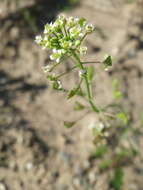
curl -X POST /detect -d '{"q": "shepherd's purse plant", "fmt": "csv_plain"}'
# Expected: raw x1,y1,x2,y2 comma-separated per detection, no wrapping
35,14,124,142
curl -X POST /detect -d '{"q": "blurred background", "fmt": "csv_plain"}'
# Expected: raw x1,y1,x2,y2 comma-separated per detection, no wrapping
0,0,143,189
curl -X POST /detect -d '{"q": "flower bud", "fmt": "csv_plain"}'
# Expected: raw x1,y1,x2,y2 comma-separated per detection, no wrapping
35,35,42,44
79,46,87,55
85,24,94,33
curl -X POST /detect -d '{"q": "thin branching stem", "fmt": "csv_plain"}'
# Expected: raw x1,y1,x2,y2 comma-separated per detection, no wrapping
71,50,100,113
82,61,102,64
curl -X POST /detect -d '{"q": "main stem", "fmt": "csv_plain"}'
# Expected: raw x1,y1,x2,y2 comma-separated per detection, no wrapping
71,51,99,113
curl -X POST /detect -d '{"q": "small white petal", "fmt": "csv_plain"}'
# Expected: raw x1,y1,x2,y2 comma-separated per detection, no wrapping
42,65,51,73
53,49,57,53
56,58,60,63
78,69,86,77
50,55,54,60
35,35,42,43
44,36,48,40
57,80,62,89
75,17,79,22
79,33,84,37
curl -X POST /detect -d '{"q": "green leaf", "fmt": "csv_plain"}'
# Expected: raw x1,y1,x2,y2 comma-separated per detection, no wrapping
110,168,124,190
103,55,112,67
115,149,135,163
99,159,112,170
112,79,119,89
91,144,108,159
87,66,94,82
64,121,76,128
52,80,62,90
113,91,122,100
47,75,57,81
112,79,122,100
67,87,79,99
76,87,85,97
74,101,85,111
116,112,129,125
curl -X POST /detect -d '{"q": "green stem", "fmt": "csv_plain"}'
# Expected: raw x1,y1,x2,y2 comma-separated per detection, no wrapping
82,61,102,64
63,25,68,37
71,51,99,113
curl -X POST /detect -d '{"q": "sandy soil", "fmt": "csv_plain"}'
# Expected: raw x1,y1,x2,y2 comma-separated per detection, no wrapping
0,0,143,189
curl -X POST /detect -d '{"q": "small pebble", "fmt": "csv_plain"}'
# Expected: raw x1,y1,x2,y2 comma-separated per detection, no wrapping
83,160,90,169
59,152,71,163
73,177,80,186
25,162,33,170
0,183,6,190
127,48,136,58
88,172,96,183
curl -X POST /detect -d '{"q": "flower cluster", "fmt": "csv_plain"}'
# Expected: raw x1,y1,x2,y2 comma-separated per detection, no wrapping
35,15,95,63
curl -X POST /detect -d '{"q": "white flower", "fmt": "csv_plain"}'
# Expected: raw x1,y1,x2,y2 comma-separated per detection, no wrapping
58,14,66,20
44,28,48,34
56,58,60,63
104,67,109,71
68,16,74,22
57,80,62,89
98,122,104,131
78,69,87,77
44,36,48,41
88,122,104,132
49,54,55,61
85,24,95,33
79,32,84,37
35,35,42,44
53,48,57,53
79,46,87,55
75,17,79,22
69,27,82,38
42,65,51,73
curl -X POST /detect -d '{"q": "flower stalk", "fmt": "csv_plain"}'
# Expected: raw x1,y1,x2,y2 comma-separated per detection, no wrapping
35,14,113,132
71,50,99,112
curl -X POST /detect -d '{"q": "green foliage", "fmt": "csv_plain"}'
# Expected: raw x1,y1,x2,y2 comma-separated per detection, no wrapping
74,101,85,111
64,121,76,128
112,79,122,100
103,55,112,69
52,80,63,90
91,144,108,158
62,0,79,11
116,112,129,125
99,159,112,170
115,148,136,163
67,87,80,99
110,168,124,190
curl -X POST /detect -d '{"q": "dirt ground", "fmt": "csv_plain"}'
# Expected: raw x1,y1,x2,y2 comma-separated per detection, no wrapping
0,0,143,189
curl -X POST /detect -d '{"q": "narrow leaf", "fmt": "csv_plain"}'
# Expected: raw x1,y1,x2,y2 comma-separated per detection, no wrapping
64,121,76,128
110,168,124,190
67,87,79,99
74,101,85,111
